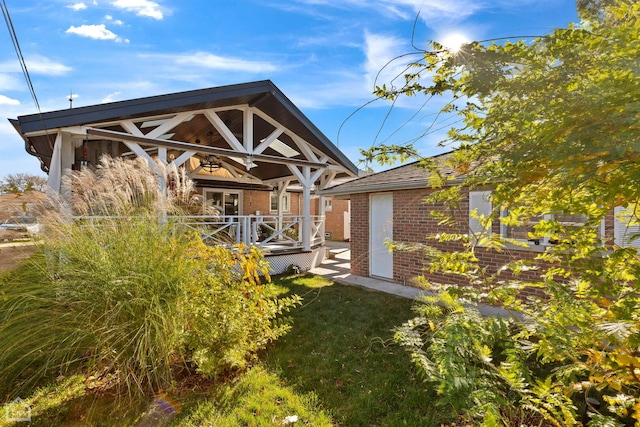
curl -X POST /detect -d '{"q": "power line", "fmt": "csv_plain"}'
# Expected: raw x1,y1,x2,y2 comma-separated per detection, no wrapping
1,0,56,154
1,0,41,114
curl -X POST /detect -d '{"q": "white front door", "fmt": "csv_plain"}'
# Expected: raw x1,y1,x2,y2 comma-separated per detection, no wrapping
370,193,393,279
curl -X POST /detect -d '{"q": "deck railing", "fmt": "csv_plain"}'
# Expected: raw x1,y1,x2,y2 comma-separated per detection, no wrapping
171,215,325,251
73,215,325,252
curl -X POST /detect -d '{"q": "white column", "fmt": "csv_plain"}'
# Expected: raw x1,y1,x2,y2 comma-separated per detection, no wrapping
276,179,290,237
301,167,311,251
243,107,254,152
318,194,326,242
46,132,64,195
58,132,78,203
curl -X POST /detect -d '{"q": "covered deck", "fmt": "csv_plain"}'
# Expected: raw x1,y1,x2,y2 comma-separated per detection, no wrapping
10,81,359,272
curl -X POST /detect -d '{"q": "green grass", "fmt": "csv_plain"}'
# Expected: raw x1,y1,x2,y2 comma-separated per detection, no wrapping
0,273,444,426
263,274,440,426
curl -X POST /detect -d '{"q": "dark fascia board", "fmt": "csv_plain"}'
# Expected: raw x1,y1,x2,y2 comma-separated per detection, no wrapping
9,118,49,173
13,80,359,176
318,180,430,197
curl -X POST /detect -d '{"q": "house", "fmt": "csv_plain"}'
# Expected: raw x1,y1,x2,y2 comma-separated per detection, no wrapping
320,154,639,288
0,191,48,241
9,80,358,271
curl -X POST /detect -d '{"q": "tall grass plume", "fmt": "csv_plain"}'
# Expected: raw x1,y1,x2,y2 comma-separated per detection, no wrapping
0,156,300,398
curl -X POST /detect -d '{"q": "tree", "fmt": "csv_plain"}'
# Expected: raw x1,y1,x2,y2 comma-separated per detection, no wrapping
367,1,640,425
0,173,47,193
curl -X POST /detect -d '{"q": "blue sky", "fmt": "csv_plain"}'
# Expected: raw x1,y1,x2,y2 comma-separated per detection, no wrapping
0,0,578,178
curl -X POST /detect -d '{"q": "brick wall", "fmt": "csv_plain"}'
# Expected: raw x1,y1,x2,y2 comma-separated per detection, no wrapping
243,190,305,216
325,199,349,241
351,188,613,292
350,193,370,276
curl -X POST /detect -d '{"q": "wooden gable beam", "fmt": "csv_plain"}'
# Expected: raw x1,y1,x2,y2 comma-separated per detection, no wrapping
203,110,245,153
86,128,327,168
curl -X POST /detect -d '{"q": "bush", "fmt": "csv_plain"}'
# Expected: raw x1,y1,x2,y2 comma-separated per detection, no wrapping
0,156,300,397
394,293,533,424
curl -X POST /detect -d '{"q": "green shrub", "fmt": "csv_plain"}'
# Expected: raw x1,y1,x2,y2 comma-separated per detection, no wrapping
0,156,300,398
394,292,531,424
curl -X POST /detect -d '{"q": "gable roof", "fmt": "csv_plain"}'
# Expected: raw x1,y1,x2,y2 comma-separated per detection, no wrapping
10,80,359,180
319,151,460,197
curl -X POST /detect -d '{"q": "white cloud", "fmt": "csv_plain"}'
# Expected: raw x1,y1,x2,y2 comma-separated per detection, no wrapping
67,2,88,11
112,0,164,20
0,95,20,105
105,15,125,25
0,55,72,76
27,55,74,75
66,24,128,43
165,52,277,73
101,91,122,103
363,31,408,91
0,74,21,90
382,0,481,21
292,0,482,24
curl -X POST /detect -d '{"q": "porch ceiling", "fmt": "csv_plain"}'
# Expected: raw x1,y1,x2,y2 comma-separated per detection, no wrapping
10,80,358,180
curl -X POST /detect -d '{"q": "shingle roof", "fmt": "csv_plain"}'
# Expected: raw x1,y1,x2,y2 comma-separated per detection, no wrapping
320,151,459,196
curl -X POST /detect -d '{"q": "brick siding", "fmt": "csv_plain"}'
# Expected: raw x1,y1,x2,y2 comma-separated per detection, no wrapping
324,199,349,241
351,188,616,294
350,193,370,276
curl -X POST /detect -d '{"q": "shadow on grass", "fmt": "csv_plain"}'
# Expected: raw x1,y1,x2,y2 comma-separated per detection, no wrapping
264,274,443,426
0,375,148,427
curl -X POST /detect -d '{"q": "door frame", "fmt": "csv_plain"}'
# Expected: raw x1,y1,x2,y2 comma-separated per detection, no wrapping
203,189,243,216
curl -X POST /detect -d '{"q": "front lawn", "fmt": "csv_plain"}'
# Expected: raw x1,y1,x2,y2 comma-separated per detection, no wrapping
1,273,443,426
263,274,439,426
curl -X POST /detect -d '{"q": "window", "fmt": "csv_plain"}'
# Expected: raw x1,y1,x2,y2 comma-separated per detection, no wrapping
468,190,493,245
324,198,333,212
204,190,241,216
270,192,290,212
614,206,640,249
501,209,588,245
469,190,595,247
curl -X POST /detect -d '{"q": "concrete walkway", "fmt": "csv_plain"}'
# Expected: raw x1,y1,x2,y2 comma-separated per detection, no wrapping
310,241,424,299
310,241,514,318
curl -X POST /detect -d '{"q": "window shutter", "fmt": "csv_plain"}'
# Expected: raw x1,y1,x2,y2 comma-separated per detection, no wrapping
469,191,492,244
614,206,640,249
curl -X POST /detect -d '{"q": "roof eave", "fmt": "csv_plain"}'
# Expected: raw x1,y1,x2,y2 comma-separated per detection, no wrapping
9,118,49,173
318,177,465,197
13,80,359,177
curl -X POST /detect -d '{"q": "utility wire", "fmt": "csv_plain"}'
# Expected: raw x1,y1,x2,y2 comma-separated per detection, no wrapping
1,0,55,153
1,0,41,113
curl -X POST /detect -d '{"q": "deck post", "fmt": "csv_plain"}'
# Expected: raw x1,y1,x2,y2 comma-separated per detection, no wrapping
301,167,312,251
276,179,290,238
289,165,325,251
46,132,64,194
